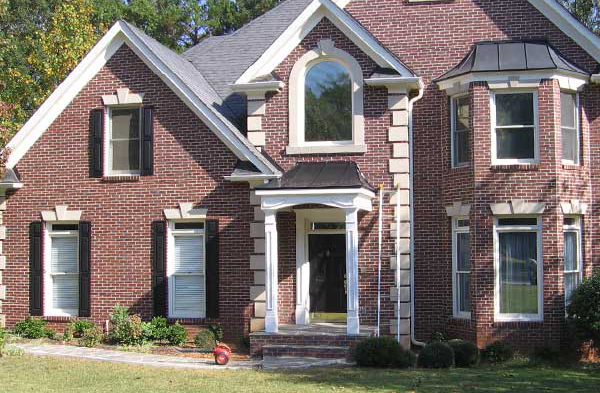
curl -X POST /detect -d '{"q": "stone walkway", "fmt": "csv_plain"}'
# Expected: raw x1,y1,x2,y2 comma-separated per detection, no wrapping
13,343,350,370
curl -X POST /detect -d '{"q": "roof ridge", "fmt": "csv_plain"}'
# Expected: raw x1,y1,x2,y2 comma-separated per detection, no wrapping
226,0,304,41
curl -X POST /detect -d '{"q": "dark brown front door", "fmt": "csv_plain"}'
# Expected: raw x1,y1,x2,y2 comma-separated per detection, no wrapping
309,234,346,317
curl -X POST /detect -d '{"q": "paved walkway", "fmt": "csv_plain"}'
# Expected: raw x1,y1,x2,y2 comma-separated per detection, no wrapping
13,343,350,370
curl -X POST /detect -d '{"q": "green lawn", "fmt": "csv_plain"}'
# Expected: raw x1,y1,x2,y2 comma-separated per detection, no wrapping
1,354,599,392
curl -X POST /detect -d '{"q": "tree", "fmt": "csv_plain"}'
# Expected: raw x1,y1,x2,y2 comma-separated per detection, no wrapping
558,0,600,34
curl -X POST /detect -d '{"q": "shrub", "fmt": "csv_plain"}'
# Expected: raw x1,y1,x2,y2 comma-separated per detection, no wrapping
108,304,145,346
447,339,480,367
79,326,104,348
208,323,224,343
165,323,187,346
353,337,417,368
533,346,561,362
44,328,57,340
429,331,447,343
482,341,514,364
0,327,6,355
72,320,95,337
62,324,75,341
418,342,455,368
147,316,169,342
194,330,215,350
567,269,600,348
14,317,54,339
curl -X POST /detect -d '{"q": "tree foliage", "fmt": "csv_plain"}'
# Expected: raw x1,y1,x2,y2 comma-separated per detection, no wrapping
558,0,600,34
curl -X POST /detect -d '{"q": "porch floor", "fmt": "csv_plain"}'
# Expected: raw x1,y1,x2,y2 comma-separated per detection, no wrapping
250,323,376,337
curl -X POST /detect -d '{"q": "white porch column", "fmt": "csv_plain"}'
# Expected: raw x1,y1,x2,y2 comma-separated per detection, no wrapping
345,208,360,335
264,209,279,333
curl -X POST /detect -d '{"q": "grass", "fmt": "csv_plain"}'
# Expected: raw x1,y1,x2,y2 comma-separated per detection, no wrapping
0,354,599,392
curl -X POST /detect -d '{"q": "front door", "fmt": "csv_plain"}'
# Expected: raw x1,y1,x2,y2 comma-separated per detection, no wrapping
309,234,346,322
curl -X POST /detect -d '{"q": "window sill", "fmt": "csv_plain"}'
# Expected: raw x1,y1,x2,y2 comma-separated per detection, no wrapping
286,144,367,155
102,175,141,182
44,315,77,322
490,164,540,173
450,164,471,171
562,164,583,170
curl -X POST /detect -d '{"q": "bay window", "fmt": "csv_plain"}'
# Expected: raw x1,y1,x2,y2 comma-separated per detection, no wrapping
453,218,471,318
561,92,579,165
491,91,539,164
494,217,543,321
564,216,583,307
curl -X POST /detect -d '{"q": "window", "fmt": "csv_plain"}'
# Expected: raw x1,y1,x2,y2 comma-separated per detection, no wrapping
46,223,79,316
108,107,141,175
491,91,538,164
305,61,352,142
564,216,583,307
561,92,579,165
494,217,542,321
452,95,470,167
168,221,206,318
452,218,470,318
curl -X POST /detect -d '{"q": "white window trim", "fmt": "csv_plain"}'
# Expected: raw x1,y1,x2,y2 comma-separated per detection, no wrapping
43,222,79,317
490,89,540,165
104,106,142,177
451,93,470,168
561,92,580,166
287,40,365,155
493,216,544,322
563,215,583,310
452,217,471,319
166,220,206,319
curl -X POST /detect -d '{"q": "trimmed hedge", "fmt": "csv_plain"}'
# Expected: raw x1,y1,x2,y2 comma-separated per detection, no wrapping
418,342,455,368
448,339,480,367
353,337,416,368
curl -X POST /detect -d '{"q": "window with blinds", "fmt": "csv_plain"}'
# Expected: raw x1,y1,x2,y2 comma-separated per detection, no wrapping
48,226,79,315
171,229,205,318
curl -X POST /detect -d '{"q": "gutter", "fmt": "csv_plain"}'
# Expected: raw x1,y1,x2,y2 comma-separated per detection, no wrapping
408,79,426,347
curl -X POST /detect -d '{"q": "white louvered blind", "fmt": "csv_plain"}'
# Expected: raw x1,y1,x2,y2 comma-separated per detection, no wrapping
173,235,205,316
50,236,79,311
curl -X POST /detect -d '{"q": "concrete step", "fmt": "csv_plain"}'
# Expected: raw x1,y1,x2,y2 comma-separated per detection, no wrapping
262,344,350,359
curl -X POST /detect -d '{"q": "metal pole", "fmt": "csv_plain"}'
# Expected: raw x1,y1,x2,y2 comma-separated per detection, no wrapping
377,184,383,337
396,183,401,343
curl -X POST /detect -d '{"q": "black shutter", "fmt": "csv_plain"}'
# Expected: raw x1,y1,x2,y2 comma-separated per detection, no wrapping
205,220,219,318
79,222,92,317
141,108,154,176
29,222,43,316
90,109,104,178
152,221,167,317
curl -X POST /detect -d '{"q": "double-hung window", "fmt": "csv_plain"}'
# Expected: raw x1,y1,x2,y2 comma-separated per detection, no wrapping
108,107,141,175
452,95,470,167
491,91,539,164
45,224,79,316
494,217,543,321
564,216,583,307
452,218,471,318
168,222,206,319
561,92,579,165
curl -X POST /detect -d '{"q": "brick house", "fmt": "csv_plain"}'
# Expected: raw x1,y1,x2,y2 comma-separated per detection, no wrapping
1,0,599,356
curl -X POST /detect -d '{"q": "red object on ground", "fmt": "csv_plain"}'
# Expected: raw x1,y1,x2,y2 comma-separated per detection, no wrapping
214,343,231,365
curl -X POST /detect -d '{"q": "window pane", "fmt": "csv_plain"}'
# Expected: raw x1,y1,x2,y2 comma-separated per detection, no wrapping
454,131,470,165
305,61,352,142
565,272,579,304
564,232,578,271
457,232,470,271
457,273,471,313
51,237,78,273
174,222,205,230
111,108,140,139
53,275,79,311
495,93,534,126
455,96,470,131
174,236,204,274
457,219,470,228
498,218,538,226
111,140,140,172
499,232,539,314
561,92,576,129
496,127,535,159
562,128,577,163
173,275,204,315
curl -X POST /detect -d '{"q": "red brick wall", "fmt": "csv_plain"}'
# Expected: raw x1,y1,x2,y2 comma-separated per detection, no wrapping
3,45,254,339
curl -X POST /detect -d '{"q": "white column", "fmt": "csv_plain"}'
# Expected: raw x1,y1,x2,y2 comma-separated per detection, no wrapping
345,208,360,335
295,215,309,325
264,210,279,333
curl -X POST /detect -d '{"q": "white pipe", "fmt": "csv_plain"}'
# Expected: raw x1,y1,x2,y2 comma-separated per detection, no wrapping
376,185,383,337
396,183,401,343
409,79,426,347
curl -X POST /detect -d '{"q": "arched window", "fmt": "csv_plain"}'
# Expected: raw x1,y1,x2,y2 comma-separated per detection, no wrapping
304,61,352,142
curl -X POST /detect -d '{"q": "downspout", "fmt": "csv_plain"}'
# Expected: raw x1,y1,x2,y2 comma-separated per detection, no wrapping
409,79,426,347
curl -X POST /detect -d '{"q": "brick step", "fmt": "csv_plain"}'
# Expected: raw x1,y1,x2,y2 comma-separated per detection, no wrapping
263,344,350,359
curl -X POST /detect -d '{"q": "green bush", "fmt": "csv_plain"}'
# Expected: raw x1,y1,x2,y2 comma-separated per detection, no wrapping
14,317,55,339
533,346,561,362
353,337,416,368
72,320,95,337
567,269,600,348
62,324,75,341
194,330,215,350
482,341,514,364
429,331,447,343
208,323,224,343
418,342,455,368
447,339,480,367
0,327,6,353
79,326,104,348
165,322,187,346
108,304,146,346
147,316,169,342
